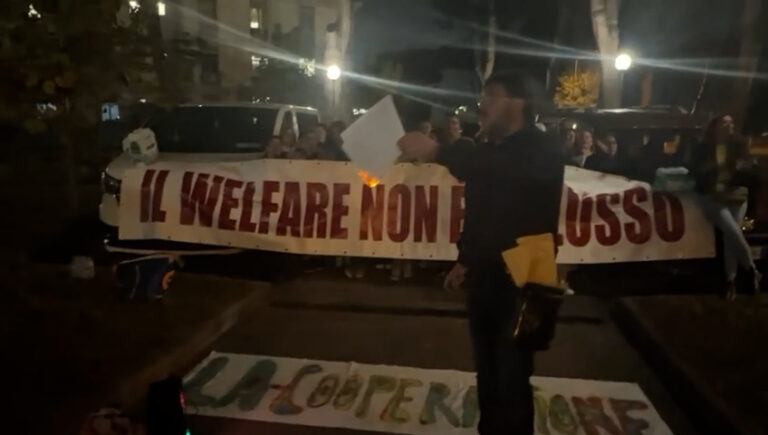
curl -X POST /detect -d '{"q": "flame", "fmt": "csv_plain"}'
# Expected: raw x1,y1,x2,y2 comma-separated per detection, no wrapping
357,170,380,187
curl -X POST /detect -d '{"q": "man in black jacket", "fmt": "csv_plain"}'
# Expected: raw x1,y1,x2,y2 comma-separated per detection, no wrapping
398,73,564,434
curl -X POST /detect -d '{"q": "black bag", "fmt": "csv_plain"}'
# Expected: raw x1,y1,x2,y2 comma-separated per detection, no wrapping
506,283,566,351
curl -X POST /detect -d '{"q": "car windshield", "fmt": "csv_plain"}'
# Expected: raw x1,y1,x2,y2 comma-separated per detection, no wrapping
133,106,280,153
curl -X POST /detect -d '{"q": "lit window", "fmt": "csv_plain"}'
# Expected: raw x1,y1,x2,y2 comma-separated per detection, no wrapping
157,1,166,16
251,55,268,69
128,0,140,12
28,3,41,19
250,7,262,29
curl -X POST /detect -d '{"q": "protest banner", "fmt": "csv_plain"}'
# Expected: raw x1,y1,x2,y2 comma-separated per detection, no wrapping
184,352,673,434
118,160,714,263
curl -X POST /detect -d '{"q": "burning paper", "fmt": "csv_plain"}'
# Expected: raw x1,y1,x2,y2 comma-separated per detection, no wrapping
341,95,404,179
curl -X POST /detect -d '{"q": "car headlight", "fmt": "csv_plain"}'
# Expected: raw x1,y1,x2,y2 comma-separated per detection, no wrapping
101,171,122,197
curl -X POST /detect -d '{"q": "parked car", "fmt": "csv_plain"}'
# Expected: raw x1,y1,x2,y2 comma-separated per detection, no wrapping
99,102,320,255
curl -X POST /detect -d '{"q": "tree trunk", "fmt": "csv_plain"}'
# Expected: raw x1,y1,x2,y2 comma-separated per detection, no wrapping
731,0,762,129
547,0,573,93
591,0,621,108
474,0,496,84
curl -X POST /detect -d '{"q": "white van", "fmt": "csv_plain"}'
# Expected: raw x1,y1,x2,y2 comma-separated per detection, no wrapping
99,102,320,254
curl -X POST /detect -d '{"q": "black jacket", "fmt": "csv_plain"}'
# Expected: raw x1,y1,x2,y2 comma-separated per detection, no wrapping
437,127,565,265
687,140,757,195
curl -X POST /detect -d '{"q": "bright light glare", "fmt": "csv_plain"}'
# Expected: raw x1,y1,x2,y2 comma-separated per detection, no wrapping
157,1,166,16
326,64,341,81
128,0,139,12
615,53,633,71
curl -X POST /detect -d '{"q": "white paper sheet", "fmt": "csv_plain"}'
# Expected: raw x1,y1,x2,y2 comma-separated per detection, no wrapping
341,95,404,178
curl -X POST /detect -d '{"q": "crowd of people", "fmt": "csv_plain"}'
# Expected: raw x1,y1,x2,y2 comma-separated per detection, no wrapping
560,115,762,297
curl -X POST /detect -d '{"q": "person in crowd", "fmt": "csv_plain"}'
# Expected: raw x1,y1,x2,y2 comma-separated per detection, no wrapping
585,133,620,174
290,129,321,159
570,129,594,167
418,120,433,137
313,123,328,145
560,128,576,155
447,115,464,144
264,135,284,159
689,114,761,298
278,127,297,157
398,72,564,435
317,120,348,161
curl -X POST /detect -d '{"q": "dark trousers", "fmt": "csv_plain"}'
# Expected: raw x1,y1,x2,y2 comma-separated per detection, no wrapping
466,261,534,435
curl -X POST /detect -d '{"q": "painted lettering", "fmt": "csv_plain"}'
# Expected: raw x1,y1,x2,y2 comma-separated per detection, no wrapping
652,192,685,242
610,399,650,435
303,182,330,238
333,375,363,411
594,193,621,246
623,187,652,244
414,186,438,243
257,180,280,234
565,188,592,247
572,396,622,435
276,181,302,237
355,375,397,419
449,186,465,243
381,378,423,423
238,182,257,232
419,382,460,427
269,364,322,415
218,178,244,230
387,184,411,243
151,169,169,223
180,172,224,227
360,185,385,241
330,183,350,239
140,169,156,223
214,359,277,411
549,394,578,434
307,374,340,408
183,356,229,407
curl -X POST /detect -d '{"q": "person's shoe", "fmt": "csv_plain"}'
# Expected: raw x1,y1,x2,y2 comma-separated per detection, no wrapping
344,266,354,279
390,262,401,282
403,261,414,279
754,268,763,295
354,265,366,279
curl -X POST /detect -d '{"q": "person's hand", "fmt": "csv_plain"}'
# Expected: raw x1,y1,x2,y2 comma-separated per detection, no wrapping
444,263,467,291
397,132,439,162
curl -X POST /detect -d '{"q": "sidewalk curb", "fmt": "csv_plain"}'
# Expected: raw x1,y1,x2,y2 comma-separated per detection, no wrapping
612,298,750,435
112,279,272,413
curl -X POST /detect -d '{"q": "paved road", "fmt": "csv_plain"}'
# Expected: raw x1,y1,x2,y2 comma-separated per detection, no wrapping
187,297,697,434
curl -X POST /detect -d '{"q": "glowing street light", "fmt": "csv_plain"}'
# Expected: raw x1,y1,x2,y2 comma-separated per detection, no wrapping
157,1,166,16
614,53,633,71
326,64,342,81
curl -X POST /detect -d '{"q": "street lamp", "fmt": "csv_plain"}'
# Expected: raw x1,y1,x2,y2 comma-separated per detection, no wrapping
326,64,342,81
614,53,633,71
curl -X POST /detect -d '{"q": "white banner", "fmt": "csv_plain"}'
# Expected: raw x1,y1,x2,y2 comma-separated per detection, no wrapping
118,160,714,263
184,352,673,434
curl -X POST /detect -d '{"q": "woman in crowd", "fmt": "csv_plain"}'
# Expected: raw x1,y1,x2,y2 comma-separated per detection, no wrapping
689,114,761,298
585,133,620,174
317,121,348,161
561,128,576,156
570,129,594,167
264,135,284,159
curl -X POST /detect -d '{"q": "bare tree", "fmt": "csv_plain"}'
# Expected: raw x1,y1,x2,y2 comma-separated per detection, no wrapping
474,0,496,82
323,0,354,121
731,0,762,128
590,0,621,108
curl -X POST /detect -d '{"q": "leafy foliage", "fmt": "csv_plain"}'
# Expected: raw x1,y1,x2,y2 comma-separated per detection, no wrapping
0,0,168,136
554,69,600,108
